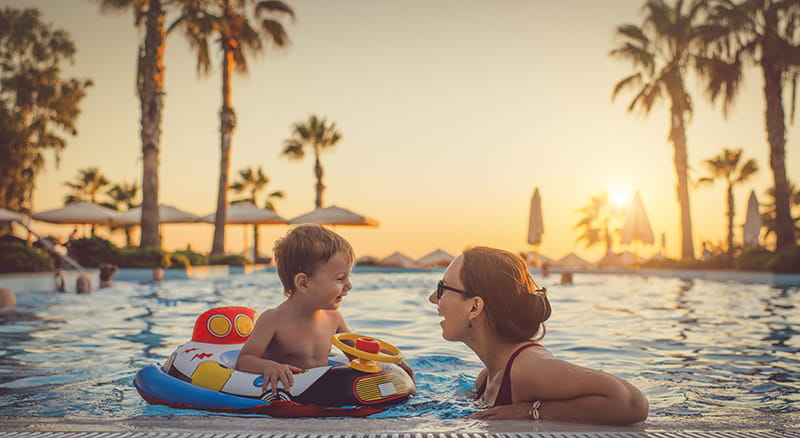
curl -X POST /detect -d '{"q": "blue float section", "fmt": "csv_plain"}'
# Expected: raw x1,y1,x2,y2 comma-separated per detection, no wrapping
134,365,269,411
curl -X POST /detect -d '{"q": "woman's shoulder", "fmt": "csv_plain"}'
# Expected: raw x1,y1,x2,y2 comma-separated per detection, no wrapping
515,342,553,360
508,344,556,379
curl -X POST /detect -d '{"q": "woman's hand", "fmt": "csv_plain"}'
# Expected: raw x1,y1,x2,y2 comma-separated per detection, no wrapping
260,360,303,397
466,402,533,420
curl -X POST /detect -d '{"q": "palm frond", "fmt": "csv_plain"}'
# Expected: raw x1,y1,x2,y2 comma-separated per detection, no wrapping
282,140,304,159
611,73,643,101
695,55,742,117
615,24,649,45
735,159,759,183
260,19,290,47
255,1,295,18
610,42,656,74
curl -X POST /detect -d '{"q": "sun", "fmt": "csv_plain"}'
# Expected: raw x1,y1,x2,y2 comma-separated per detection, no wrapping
609,186,634,209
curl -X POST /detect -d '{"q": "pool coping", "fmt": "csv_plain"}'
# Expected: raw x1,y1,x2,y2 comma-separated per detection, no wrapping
1,416,798,436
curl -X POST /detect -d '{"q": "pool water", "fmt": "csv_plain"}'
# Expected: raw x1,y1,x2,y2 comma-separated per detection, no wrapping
0,268,798,428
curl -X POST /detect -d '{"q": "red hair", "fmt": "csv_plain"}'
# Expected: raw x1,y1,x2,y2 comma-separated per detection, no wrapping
461,246,551,342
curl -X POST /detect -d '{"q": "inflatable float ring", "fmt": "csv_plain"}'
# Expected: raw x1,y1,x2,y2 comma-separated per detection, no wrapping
331,333,402,364
135,307,415,417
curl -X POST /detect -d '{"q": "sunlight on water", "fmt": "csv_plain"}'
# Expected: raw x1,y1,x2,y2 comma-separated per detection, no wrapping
0,268,798,427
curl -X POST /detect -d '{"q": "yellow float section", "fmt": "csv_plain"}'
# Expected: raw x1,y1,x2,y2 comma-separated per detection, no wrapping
191,361,234,391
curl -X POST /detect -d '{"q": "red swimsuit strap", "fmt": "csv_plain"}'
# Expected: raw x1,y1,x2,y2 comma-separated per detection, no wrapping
475,342,542,406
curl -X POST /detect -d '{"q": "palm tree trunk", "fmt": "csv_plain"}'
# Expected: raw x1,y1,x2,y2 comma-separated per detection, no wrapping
314,145,324,208
669,104,695,259
761,37,794,250
604,219,612,255
211,46,235,256
139,0,165,249
252,224,259,261
725,183,734,255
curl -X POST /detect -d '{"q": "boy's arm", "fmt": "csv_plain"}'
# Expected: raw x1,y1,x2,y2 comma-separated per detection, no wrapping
334,310,350,333
236,310,302,396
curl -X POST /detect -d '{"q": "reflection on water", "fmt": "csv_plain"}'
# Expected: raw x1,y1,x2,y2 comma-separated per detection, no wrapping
0,269,798,427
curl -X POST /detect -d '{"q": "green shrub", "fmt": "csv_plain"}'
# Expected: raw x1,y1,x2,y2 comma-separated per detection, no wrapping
734,247,773,272
209,254,249,266
169,253,190,269
767,244,800,273
172,249,208,266
0,241,54,273
119,246,171,268
700,253,734,270
67,236,121,268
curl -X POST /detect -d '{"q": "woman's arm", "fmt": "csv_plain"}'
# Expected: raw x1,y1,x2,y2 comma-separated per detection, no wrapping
469,357,648,424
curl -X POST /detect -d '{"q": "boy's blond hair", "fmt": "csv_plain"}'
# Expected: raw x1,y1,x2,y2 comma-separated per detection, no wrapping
273,224,355,296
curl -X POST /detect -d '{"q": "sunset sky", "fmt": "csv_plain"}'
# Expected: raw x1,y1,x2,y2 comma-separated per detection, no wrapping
5,0,798,263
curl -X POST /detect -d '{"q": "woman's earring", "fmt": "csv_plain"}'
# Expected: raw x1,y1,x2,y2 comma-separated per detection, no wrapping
468,320,472,328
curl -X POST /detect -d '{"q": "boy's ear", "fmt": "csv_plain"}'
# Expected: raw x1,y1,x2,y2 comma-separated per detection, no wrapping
293,272,309,293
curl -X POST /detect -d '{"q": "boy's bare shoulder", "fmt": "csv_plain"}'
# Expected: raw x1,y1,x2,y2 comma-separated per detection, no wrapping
253,307,282,327
323,309,346,323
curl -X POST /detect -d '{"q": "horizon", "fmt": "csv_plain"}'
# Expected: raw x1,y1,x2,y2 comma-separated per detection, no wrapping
3,0,798,262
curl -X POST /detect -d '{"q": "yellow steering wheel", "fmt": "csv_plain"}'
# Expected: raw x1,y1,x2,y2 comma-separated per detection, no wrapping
330,333,403,364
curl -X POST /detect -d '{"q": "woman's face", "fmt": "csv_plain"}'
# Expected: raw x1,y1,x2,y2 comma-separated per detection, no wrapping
429,254,472,341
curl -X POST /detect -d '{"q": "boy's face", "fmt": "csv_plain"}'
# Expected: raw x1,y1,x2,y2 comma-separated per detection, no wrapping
306,251,352,310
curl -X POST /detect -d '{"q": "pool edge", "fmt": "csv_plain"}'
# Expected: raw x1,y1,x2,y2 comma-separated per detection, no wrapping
1,416,798,436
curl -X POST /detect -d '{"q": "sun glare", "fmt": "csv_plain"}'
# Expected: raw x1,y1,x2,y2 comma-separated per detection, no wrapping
609,186,634,209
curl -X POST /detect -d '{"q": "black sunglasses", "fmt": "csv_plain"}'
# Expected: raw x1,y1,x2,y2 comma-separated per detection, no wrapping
435,280,547,300
436,280,465,300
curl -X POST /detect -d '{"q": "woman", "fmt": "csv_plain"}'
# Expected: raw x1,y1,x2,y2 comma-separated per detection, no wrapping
429,246,648,424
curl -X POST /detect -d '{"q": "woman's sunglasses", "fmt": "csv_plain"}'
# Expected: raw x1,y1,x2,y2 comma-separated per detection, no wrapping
435,280,547,300
435,280,465,300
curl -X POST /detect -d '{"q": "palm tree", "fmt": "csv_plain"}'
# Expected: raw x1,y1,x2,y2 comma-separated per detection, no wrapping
282,114,342,208
172,0,294,255
699,0,800,250
762,181,800,242
573,192,622,255
230,165,284,260
64,167,111,204
0,7,92,233
106,181,140,246
697,148,758,254
64,167,111,236
96,0,166,249
610,0,722,260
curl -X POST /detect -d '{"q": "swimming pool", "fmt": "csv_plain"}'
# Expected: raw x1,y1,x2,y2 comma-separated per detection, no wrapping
0,267,798,432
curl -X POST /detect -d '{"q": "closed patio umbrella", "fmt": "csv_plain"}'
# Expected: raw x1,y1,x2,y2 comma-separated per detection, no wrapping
527,187,544,267
742,190,762,247
619,191,654,269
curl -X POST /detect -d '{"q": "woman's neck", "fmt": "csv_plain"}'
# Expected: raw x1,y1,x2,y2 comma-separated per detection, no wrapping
466,329,523,375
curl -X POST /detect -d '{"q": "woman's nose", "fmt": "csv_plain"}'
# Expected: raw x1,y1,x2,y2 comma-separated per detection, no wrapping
428,290,437,304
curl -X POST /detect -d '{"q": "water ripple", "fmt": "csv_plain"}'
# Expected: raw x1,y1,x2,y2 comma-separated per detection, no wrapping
0,270,797,426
